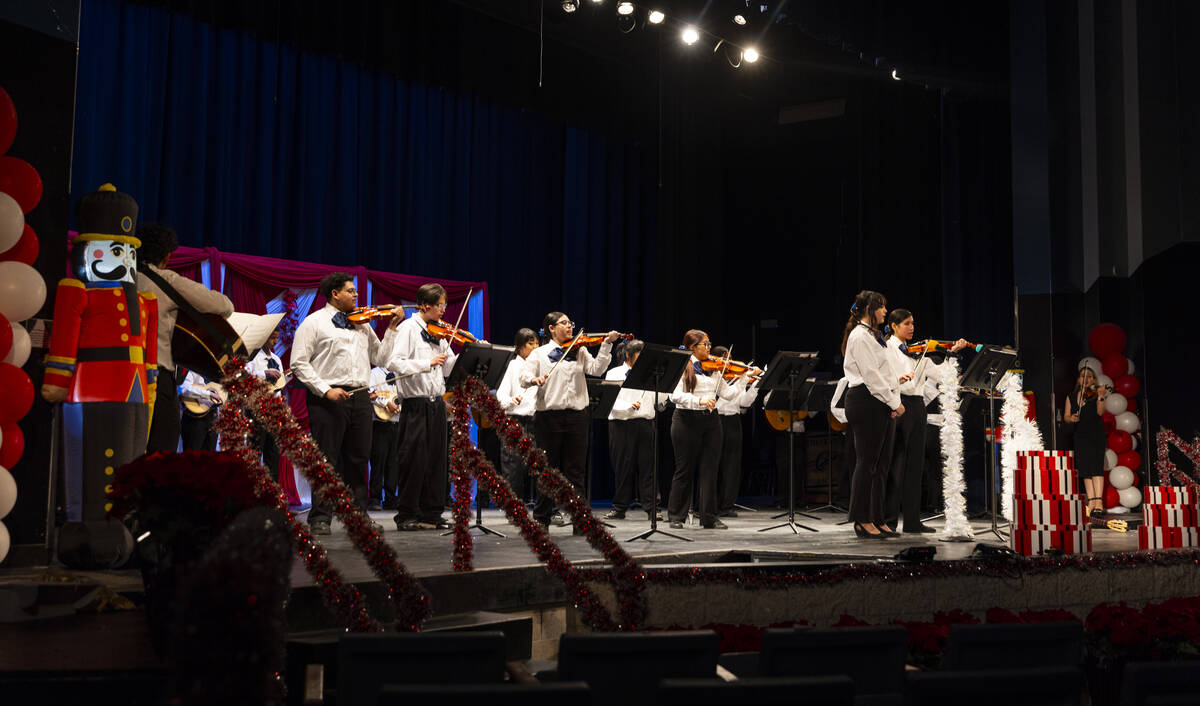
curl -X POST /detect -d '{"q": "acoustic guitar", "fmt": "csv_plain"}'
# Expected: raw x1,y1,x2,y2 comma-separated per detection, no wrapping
372,390,401,422
182,382,227,417
172,309,247,381
764,408,809,432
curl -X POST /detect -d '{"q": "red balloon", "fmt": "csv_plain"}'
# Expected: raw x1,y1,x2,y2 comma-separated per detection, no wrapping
0,422,23,468
1101,353,1128,380
0,363,31,423
1089,323,1127,358
0,312,9,360
0,156,41,213
0,86,14,155
1117,450,1141,472
1107,429,1133,454
1103,486,1122,509
1114,374,1140,397
0,223,37,265
1127,397,1138,413
1101,412,1116,433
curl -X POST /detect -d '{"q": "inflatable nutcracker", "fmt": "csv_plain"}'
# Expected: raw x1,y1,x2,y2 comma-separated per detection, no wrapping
41,184,158,569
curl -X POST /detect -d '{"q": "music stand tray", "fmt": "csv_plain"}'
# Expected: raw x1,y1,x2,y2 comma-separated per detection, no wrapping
620,344,692,542
756,351,820,534
959,345,1019,542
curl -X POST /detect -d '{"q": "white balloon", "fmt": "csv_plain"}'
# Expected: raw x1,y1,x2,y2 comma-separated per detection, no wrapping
0,193,22,252
1109,465,1134,490
1078,357,1102,374
1097,374,1114,389
1126,358,1136,375
1115,411,1141,434
0,262,46,323
1107,505,1130,514
1105,392,1128,415
0,467,14,519
1104,449,1118,470
0,521,8,563
1131,434,1139,450
1119,486,1142,508
2,323,29,367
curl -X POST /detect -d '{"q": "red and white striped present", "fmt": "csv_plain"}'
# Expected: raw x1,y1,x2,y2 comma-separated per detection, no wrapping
1013,496,1087,527
1011,525,1092,555
1138,525,1200,549
1142,486,1199,506
1141,503,1200,528
1016,450,1074,471
1015,466,1078,497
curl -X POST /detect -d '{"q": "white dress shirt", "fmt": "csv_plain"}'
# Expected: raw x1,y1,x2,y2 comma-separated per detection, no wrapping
843,323,901,410
606,363,659,421
179,370,215,401
137,263,235,372
886,335,922,396
369,366,401,423
496,357,537,417
519,340,613,411
716,378,758,416
386,316,458,399
830,377,849,424
924,359,947,427
291,304,399,396
669,356,749,411
246,347,285,397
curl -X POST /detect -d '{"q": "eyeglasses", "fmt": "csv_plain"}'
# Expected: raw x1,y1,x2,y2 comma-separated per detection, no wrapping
695,341,712,348
555,320,575,328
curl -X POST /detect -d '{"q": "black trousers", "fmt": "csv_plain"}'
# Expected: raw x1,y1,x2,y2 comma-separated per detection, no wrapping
146,367,181,453
609,418,656,512
717,415,743,514
181,410,218,451
368,420,401,506
924,422,944,511
668,409,722,525
306,388,373,524
532,409,589,524
835,425,855,506
886,394,927,529
392,396,448,524
500,415,535,502
250,421,280,479
845,385,896,525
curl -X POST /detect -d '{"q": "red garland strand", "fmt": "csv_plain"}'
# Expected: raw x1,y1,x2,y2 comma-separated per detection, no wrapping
1155,427,1200,489
216,358,432,632
449,378,648,631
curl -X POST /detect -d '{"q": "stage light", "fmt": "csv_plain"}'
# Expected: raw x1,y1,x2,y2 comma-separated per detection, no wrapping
894,545,937,563
733,14,747,25
648,9,665,24
891,68,900,80
617,2,634,15
590,0,603,4
562,0,578,12
743,47,759,63
681,26,700,45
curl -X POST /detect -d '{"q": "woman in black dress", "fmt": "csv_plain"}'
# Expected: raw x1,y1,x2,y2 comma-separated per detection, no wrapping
1064,365,1109,515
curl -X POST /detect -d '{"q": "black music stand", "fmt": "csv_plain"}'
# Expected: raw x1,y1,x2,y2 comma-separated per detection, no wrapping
757,351,820,534
585,379,623,528
763,383,822,522
443,342,515,538
959,345,1019,542
622,344,691,542
801,379,847,515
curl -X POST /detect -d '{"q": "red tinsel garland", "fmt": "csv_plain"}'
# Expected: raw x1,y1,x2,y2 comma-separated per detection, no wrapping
277,289,300,350
448,378,648,631
1154,427,1200,489
215,358,431,632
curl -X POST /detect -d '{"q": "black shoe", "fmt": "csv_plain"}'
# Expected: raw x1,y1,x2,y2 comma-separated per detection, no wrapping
903,522,937,534
366,501,383,512
719,510,739,518
604,509,626,520
381,499,399,510
310,520,331,536
853,523,886,539
878,525,901,538
703,519,729,530
669,521,685,530
433,517,453,530
551,511,569,527
396,518,422,532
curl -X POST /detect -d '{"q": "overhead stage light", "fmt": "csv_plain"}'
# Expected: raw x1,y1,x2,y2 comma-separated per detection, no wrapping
562,0,578,12
681,26,700,45
590,0,604,4
743,47,759,63
733,14,747,25
648,9,665,24
617,2,634,15
891,68,901,80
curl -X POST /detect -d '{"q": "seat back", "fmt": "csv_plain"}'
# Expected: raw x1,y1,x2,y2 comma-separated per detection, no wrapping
941,622,1082,670
907,666,1082,706
337,631,506,706
378,681,589,705
557,630,719,705
1120,661,1200,706
759,627,907,697
658,675,854,706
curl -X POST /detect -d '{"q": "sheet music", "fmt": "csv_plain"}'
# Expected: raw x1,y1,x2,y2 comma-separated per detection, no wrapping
227,312,285,353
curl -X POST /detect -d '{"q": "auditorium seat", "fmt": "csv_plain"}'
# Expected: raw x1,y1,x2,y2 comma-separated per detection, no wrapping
941,622,1083,670
759,627,907,705
1119,661,1200,706
906,666,1082,705
378,681,589,704
717,650,761,678
336,631,507,706
555,630,720,705
0,670,169,706
658,675,854,705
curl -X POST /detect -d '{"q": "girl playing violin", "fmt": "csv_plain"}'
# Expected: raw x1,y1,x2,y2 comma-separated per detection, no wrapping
519,312,622,530
1065,365,1109,515
666,330,754,530
495,328,539,502
710,345,760,518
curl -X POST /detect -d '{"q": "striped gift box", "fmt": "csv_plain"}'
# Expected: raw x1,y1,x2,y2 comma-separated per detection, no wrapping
1138,525,1200,549
1017,450,1073,460
1013,496,1087,527
1143,486,1199,506
1011,525,1092,555
1015,466,1078,497
1016,455,1074,472
1142,503,1200,528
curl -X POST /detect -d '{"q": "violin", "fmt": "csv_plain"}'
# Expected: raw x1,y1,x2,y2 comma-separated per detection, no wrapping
904,339,983,356
568,332,634,348
699,355,761,380
346,304,417,326
426,319,480,347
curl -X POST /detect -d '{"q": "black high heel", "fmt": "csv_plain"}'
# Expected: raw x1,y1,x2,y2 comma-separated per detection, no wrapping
854,523,885,539
878,524,901,538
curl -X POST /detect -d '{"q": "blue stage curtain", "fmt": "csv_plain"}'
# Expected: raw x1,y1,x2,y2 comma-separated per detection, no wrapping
72,0,657,341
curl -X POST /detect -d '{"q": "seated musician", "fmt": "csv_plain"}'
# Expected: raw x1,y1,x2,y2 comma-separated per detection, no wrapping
179,369,222,451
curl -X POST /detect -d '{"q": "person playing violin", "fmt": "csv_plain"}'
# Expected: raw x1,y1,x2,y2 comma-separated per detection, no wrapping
1064,364,1109,515
666,330,754,530
604,339,664,521
495,328,539,503
519,312,622,530
709,345,760,518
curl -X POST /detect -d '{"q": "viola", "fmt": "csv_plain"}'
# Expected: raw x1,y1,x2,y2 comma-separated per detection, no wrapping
904,339,983,356
567,332,634,348
346,304,417,326
426,319,480,346
699,355,761,379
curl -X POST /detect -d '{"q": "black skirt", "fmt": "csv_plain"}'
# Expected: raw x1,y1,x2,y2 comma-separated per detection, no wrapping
1073,398,1106,479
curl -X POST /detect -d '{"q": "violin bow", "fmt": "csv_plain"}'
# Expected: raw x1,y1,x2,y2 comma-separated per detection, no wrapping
544,328,585,381
346,370,423,395
448,287,472,344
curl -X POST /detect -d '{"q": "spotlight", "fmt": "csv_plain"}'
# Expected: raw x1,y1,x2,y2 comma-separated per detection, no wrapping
891,68,900,80
562,0,578,12
617,2,634,15
590,0,603,3
648,9,665,23
733,14,747,25
681,26,700,45
743,47,759,63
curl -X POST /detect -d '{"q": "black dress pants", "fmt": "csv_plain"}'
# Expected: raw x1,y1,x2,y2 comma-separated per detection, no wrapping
532,409,590,524
393,396,449,524
368,420,401,506
845,385,896,525
500,415,535,502
717,414,743,514
306,388,373,524
667,410,721,525
608,418,656,512
146,367,181,453
181,410,217,451
885,394,927,529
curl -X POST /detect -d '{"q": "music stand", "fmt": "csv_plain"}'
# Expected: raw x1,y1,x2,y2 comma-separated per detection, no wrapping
622,344,692,542
959,345,1019,542
443,342,516,538
585,380,623,528
763,383,822,522
801,380,848,515
757,351,820,534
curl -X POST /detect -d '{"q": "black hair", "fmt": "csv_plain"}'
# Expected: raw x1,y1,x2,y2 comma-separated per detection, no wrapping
841,290,887,356
540,311,568,344
135,222,178,267
887,309,913,337
513,327,537,349
680,329,708,393
416,283,446,307
617,338,645,364
710,345,729,358
318,272,355,299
